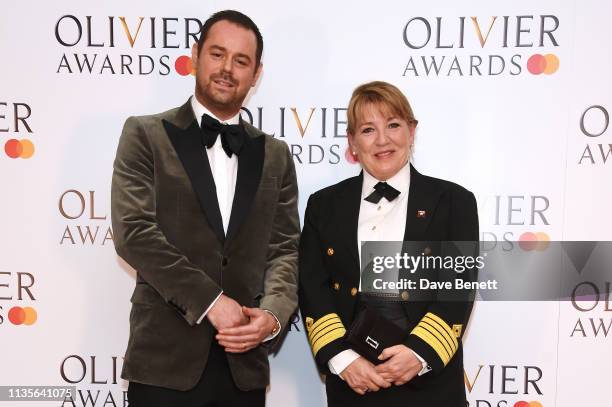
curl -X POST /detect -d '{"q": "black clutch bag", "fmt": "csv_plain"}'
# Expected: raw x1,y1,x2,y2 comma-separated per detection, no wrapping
345,308,407,364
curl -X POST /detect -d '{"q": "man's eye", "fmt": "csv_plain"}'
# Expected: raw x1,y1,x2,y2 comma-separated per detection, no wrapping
236,59,248,66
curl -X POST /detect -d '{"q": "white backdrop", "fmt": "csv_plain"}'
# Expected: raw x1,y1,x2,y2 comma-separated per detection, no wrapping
1,1,611,406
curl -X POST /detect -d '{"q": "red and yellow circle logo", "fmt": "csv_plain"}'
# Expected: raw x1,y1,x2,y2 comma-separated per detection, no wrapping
7,306,37,325
514,401,543,407
527,54,559,75
4,138,35,159
175,55,196,76
518,232,550,251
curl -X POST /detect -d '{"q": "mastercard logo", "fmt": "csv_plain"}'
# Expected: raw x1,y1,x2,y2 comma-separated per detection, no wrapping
514,401,543,407
7,306,37,325
175,55,196,76
518,231,550,251
4,138,35,159
527,54,559,75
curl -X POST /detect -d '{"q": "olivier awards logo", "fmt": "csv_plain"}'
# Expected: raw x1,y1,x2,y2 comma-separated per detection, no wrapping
60,354,126,406
241,106,348,166
1,101,35,159
464,363,544,407
477,194,551,249
570,280,611,338
0,271,37,327
59,190,113,246
401,15,561,78
577,104,610,165
54,15,205,76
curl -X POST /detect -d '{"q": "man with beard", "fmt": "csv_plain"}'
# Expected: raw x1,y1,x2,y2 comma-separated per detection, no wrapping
111,10,299,407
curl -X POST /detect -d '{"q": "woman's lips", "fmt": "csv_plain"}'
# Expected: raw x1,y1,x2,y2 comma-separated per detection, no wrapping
374,150,394,158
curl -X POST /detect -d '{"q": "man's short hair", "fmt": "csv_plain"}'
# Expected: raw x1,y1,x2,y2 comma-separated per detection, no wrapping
197,10,264,68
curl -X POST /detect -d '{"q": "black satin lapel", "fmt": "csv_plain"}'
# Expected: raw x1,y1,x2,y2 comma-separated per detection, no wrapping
226,134,265,241
163,119,225,243
337,174,363,269
404,165,438,241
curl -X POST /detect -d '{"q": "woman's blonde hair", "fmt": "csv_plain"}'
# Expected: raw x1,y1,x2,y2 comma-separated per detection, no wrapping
346,81,418,134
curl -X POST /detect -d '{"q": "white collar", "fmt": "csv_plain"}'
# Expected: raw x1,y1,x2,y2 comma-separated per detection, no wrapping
190,95,241,126
361,161,411,199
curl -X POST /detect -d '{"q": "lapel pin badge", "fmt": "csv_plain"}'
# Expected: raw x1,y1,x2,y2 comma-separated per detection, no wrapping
417,210,426,218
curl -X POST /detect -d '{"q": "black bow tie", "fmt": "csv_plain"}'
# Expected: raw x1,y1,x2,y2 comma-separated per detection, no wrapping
364,182,400,204
200,113,245,157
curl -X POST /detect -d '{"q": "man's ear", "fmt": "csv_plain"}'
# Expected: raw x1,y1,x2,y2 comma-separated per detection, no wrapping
252,63,263,87
191,43,199,66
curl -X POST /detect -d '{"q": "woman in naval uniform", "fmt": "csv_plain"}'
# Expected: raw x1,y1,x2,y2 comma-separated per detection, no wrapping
299,81,479,406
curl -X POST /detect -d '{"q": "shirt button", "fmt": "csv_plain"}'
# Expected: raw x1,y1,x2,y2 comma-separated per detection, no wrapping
372,226,376,231
377,206,381,211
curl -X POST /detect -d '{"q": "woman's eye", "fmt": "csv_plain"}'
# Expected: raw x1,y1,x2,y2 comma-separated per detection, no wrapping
388,122,400,129
361,127,374,134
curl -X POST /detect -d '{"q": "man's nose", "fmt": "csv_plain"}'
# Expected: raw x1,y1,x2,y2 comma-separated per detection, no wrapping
221,56,233,74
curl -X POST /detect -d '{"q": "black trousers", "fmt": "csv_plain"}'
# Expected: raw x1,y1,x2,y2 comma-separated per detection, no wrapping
326,373,422,407
326,371,466,407
127,342,265,407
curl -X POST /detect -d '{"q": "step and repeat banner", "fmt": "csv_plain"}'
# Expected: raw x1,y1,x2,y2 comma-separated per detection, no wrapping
1,0,610,406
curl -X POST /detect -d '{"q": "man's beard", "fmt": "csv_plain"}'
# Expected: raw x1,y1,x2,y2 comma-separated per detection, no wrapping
211,72,237,88
203,73,240,107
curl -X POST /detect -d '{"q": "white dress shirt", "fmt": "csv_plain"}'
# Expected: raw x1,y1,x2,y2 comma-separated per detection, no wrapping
191,96,239,323
328,162,431,377
190,96,279,339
